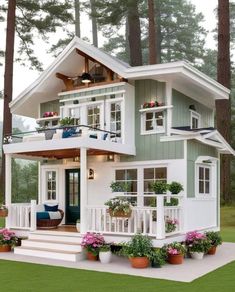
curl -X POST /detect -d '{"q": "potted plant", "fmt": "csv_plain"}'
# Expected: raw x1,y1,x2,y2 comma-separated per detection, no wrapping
151,181,168,194
0,228,18,252
0,205,8,217
163,242,186,264
99,243,112,264
165,217,178,233
81,232,105,261
59,117,76,138
168,182,184,194
110,181,131,193
205,231,222,255
186,231,211,260
150,249,166,268
122,234,153,268
105,197,132,217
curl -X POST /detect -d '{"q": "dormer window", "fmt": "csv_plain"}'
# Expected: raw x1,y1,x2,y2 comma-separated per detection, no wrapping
141,109,165,135
190,110,201,129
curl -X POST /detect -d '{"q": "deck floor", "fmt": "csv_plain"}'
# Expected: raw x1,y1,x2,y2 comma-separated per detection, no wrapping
37,225,77,233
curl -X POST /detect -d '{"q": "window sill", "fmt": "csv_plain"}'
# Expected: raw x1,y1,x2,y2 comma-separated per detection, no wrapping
189,196,216,201
139,105,173,113
141,130,165,136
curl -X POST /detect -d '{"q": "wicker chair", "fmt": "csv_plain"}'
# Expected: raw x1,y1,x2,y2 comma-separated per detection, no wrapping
37,209,64,229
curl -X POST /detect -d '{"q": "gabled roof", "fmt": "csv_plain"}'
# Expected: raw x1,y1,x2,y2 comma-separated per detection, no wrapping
10,36,230,118
161,128,235,156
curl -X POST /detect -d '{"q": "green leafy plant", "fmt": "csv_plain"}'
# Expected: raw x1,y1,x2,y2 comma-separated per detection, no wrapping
205,231,222,247
121,234,153,258
110,181,131,192
150,249,166,267
59,117,75,126
168,182,184,194
99,243,111,252
105,197,132,215
151,181,168,194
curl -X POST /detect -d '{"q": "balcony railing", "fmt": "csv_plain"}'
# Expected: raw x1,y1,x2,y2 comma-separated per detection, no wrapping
3,125,121,145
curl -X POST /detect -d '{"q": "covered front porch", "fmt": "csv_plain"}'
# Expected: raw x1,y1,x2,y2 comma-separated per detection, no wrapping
3,147,185,242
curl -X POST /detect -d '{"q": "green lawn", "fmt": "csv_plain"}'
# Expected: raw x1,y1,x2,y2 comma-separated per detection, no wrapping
0,207,235,291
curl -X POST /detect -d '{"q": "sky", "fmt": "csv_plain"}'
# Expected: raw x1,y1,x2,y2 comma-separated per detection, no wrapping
0,0,228,127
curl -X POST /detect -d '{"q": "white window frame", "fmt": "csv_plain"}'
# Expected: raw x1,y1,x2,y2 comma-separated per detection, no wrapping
140,108,166,135
43,169,59,202
106,98,124,137
190,110,201,129
195,156,217,198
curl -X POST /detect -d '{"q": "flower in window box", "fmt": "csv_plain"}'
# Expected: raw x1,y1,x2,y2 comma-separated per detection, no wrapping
150,101,156,107
143,102,150,109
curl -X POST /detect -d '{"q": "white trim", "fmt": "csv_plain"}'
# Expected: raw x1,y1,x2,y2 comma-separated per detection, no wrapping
166,81,173,136
140,108,166,135
42,169,59,202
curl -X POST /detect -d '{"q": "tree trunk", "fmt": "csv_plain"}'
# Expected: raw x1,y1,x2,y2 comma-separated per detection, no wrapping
1,0,16,200
90,0,98,47
127,0,142,66
75,0,81,37
216,0,231,203
148,0,157,64
155,0,161,63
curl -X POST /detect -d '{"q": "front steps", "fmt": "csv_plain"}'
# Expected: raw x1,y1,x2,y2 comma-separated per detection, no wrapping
14,230,85,262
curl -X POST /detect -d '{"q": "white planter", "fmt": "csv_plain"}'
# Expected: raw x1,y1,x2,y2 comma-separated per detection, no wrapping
190,252,204,260
76,223,80,232
99,251,112,264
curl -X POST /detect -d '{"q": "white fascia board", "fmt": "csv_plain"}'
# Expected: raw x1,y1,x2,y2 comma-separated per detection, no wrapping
212,130,235,156
3,138,136,156
160,133,200,142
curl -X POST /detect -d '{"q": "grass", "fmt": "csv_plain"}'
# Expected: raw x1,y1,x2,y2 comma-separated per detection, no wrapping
0,260,235,292
0,206,235,291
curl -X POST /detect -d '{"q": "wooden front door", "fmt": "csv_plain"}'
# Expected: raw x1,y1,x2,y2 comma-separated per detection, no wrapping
65,169,80,225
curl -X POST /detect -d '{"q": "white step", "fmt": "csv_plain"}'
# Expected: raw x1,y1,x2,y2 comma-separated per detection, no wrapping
14,246,85,262
21,239,82,252
28,232,82,244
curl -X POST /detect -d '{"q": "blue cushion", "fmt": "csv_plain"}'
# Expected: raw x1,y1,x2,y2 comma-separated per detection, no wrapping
62,128,76,138
44,204,58,212
89,134,97,139
103,133,108,140
37,212,50,220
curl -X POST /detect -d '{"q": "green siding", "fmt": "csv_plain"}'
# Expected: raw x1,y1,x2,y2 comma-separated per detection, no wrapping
172,90,214,128
187,140,217,198
40,100,60,117
121,80,184,162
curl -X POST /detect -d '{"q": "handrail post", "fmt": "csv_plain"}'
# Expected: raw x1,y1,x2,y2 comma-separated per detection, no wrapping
30,200,37,231
156,195,165,239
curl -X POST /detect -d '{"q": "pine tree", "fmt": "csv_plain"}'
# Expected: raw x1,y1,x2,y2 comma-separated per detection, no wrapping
148,0,157,64
216,0,231,203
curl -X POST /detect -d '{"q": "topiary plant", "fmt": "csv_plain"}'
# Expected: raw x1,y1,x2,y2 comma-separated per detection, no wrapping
168,182,184,194
151,181,168,194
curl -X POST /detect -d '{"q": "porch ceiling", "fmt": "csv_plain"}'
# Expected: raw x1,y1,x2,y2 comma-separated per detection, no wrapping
19,148,115,159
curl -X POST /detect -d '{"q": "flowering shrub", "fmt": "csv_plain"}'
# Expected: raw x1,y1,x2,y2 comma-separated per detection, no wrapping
142,100,164,109
0,229,18,246
81,232,105,255
165,217,178,233
43,111,58,118
105,197,133,215
163,242,186,256
186,231,211,253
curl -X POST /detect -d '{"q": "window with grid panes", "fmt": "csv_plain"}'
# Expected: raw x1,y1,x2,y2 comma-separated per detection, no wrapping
110,102,121,136
87,105,100,128
46,171,56,200
143,167,167,206
197,165,211,195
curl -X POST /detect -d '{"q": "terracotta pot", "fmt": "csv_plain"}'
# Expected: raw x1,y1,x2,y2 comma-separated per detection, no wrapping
168,254,184,265
0,209,8,217
109,209,132,218
87,251,98,261
129,257,150,268
0,245,11,252
208,246,217,255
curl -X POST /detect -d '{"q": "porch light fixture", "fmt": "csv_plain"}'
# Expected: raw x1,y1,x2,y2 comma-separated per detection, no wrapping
189,104,196,111
81,72,92,83
107,154,115,162
88,168,94,179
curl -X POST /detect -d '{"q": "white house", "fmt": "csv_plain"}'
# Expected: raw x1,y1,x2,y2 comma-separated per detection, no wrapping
3,37,234,261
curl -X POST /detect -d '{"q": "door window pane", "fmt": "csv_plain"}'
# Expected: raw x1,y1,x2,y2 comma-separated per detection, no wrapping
110,102,122,136
46,171,56,200
87,105,100,128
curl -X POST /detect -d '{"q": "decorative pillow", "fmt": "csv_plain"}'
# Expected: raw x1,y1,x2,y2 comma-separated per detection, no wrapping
44,204,58,212
103,133,108,140
37,212,50,220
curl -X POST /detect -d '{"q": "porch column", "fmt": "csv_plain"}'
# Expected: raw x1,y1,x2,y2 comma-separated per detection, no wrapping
80,147,87,234
156,195,165,239
5,153,12,228
166,81,172,136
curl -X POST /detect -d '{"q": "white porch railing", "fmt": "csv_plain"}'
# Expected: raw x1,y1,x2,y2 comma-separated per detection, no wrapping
6,200,37,231
87,195,184,239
